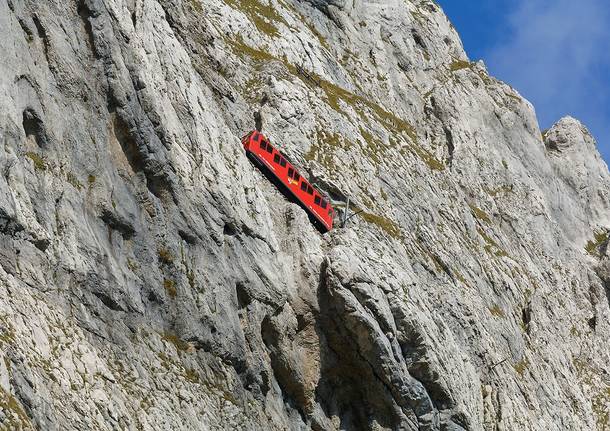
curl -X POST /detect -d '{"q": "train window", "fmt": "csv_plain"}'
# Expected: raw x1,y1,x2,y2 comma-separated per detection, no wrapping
294,172,300,181
314,195,321,206
254,134,261,142
259,140,266,149
264,142,273,153
307,185,314,195
300,181,308,192
321,200,328,209
288,167,294,178
280,157,287,167
273,154,280,164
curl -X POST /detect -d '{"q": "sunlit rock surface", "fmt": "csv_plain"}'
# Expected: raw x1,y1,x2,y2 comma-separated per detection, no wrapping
0,0,609,429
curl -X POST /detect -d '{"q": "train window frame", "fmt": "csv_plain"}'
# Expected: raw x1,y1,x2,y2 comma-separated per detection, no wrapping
280,157,287,167
300,181,308,192
294,172,300,181
307,185,314,195
321,200,328,209
254,134,261,142
314,195,321,206
288,167,295,178
273,154,280,164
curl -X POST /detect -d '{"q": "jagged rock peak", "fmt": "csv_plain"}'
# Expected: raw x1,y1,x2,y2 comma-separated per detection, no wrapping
545,116,598,153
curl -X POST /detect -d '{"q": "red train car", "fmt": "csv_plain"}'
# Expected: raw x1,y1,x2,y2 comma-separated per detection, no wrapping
242,130,335,232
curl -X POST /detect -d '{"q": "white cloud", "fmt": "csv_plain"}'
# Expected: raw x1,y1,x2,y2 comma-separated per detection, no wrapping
485,0,610,158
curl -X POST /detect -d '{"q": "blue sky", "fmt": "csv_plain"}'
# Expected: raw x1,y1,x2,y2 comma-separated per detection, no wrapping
437,0,610,162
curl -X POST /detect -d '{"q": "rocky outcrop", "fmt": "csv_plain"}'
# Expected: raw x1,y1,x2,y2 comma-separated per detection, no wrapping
1,0,609,430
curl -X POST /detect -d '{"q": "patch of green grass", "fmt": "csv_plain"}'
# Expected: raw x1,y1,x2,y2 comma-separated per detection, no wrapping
66,172,83,190
449,60,472,72
227,36,277,65
305,129,353,171
164,279,177,298
591,386,610,428
408,143,445,171
454,270,471,288
303,20,329,50
157,351,172,370
514,358,529,377
359,127,387,165
291,65,419,142
360,212,402,239
573,356,610,427
158,247,174,264
25,152,46,171
504,91,522,103
225,0,288,38
585,231,609,256
469,204,491,224
190,0,203,12
477,227,509,258
489,304,505,318
0,386,32,429
410,9,427,24
127,258,138,272
184,368,200,383
0,324,16,345
161,332,189,352
366,100,418,143
476,69,494,86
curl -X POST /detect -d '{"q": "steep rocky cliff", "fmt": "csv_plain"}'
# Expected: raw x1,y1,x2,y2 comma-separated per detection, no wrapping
1,0,609,430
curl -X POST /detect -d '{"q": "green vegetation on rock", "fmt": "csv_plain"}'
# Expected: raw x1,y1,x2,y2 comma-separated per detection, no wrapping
66,172,83,190
449,60,472,72
469,204,491,224
164,279,177,298
225,0,288,38
161,332,189,352
514,358,529,378
477,227,509,258
0,387,33,430
26,152,46,171
158,247,174,264
585,231,609,256
190,0,203,12
489,304,505,318
360,212,402,239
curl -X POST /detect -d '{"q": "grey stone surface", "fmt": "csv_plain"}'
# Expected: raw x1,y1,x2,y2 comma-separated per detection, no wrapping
0,0,609,430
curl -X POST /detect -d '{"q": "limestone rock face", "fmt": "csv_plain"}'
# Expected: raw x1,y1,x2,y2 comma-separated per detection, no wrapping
0,0,609,430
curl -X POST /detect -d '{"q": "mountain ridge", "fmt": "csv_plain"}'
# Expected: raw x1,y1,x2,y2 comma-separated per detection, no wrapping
0,0,609,429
